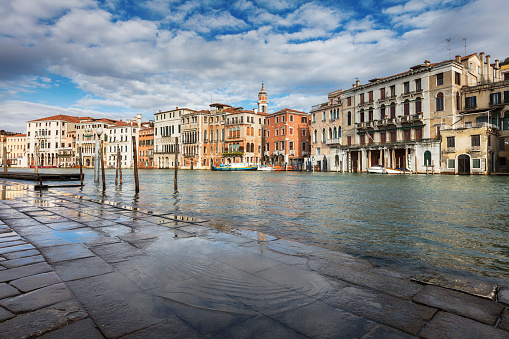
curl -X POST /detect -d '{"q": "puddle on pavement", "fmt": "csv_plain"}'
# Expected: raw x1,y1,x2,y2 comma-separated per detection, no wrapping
0,184,30,200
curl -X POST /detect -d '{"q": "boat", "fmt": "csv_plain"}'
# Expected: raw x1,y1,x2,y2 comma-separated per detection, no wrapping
367,165,410,174
257,165,275,171
212,163,258,171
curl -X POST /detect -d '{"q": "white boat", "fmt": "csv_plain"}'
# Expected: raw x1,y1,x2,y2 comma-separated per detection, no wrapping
367,165,410,174
212,163,258,171
366,165,385,174
257,165,275,171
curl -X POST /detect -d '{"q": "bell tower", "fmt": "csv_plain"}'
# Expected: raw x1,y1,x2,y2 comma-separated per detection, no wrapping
257,82,268,113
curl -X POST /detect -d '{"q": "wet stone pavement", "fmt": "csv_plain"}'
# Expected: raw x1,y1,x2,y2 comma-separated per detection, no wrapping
0,183,509,338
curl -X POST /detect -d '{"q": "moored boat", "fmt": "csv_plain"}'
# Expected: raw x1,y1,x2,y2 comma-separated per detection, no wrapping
257,165,275,171
212,163,258,171
367,165,410,174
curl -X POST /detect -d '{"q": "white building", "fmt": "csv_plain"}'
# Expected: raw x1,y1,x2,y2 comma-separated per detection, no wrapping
154,108,193,168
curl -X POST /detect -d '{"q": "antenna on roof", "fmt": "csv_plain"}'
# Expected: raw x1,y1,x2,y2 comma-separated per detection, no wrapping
463,37,467,55
446,38,451,59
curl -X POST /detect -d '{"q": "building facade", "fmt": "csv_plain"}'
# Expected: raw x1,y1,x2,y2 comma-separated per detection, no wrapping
5,134,26,167
154,108,192,169
138,126,154,169
264,109,310,170
310,89,343,171
338,53,499,173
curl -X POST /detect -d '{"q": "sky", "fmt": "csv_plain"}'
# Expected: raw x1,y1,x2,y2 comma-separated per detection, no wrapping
1,0,508,133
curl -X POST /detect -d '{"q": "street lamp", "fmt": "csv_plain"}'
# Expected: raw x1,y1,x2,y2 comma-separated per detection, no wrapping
94,127,103,182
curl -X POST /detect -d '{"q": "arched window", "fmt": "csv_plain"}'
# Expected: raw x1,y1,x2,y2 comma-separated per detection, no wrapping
368,108,373,121
246,127,250,136
203,130,207,141
333,127,337,138
322,128,326,143
380,105,386,119
360,109,365,123
456,92,460,111
313,129,318,143
503,111,509,131
251,127,254,135
329,128,333,139
424,151,431,166
338,126,342,138
347,111,352,125
228,128,232,138
436,92,444,111
404,100,410,116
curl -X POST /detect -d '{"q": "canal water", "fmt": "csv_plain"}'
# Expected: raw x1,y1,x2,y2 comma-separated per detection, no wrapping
28,169,509,282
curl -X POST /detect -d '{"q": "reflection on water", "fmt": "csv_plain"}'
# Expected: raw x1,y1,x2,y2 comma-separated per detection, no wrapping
12,168,509,281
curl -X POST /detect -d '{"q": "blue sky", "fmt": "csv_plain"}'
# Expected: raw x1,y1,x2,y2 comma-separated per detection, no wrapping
1,0,507,132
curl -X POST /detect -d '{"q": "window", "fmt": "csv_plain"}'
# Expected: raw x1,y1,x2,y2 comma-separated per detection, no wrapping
404,82,410,94
491,92,502,105
368,108,373,121
504,91,509,103
289,141,294,150
313,130,317,143
436,92,444,111
347,111,352,125
447,136,455,148
275,129,279,136
368,91,373,102
302,129,307,136
360,135,365,145
360,93,365,104
403,130,410,141
347,136,352,146
347,97,352,106
390,85,395,97
415,98,422,113
380,105,386,118
360,109,365,123
503,112,509,130
380,88,385,99
456,92,460,111
415,128,422,140
322,112,326,121
437,73,444,86
390,131,396,142
455,72,461,85
390,103,396,118
282,115,285,122
465,96,476,109
312,114,315,123
415,79,422,91
281,127,285,136
380,132,386,143
472,159,481,169
448,159,455,169
404,100,410,115
471,134,480,147
289,127,294,135
289,115,294,122
276,117,279,124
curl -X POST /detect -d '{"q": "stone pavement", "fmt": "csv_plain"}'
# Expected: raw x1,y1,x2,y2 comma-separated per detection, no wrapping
0,182,509,338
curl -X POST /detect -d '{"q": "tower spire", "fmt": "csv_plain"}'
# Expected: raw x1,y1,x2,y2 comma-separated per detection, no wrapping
257,82,268,113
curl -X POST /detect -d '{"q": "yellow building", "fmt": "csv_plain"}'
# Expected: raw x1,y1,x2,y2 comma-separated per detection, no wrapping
6,134,26,167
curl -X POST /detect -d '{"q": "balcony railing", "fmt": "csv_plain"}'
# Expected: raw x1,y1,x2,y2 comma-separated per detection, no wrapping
441,122,499,131
326,138,341,145
445,147,456,153
289,150,295,156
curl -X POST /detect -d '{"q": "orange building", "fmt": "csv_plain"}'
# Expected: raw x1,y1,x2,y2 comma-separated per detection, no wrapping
264,109,311,170
138,126,154,168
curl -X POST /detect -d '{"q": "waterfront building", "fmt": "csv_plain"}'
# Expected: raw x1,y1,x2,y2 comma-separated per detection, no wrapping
76,118,116,168
440,56,507,174
264,109,311,169
309,89,343,171
138,126,154,169
339,53,499,173
105,115,147,169
154,108,193,168
5,134,26,167
26,115,86,168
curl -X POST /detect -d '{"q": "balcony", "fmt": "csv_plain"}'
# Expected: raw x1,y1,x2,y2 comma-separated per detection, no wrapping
469,146,481,152
445,147,456,153
326,138,341,146
264,151,270,156
441,122,499,131
222,151,244,157
289,150,295,156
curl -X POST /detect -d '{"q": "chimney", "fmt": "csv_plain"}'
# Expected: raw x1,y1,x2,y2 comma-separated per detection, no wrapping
254,108,258,114
176,107,178,110
455,55,461,63
355,79,361,87
480,52,485,76
137,114,142,128
424,60,430,66
495,59,500,69
486,55,491,80
159,110,161,113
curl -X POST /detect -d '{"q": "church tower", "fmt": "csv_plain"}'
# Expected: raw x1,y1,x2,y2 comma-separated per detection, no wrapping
257,82,268,113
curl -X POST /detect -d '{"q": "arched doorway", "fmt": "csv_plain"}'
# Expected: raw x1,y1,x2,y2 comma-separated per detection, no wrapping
457,154,470,175
424,151,431,166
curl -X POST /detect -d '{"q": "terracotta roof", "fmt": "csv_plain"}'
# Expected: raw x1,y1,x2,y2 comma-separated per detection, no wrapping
8,134,26,137
29,114,88,123
271,108,308,115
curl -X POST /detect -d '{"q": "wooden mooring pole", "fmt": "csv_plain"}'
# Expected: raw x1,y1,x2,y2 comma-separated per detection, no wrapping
174,137,178,191
115,148,119,186
132,136,139,194
3,147,7,173
79,147,83,186
100,140,106,191
34,144,39,174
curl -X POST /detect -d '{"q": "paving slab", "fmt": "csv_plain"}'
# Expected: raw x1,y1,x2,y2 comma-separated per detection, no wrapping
66,272,166,338
39,243,95,263
39,317,104,339
0,300,87,338
324,285,437,336
0,262,52,282
0,239,26,248
213,314,307,339
119,317,201,338
11,272,62,292
362,324,417,338
0,243,35,255
90,242,147,263
0,282,20,299
1,254,45,268
420,311,509,339
52,256,113,281
413,285,504,325
0,283,72,313
45,221,88,231
209,248,284,275
498,308,509,332
0,306,14,322
2,248,40,259
412,272,497,300
273,300,376,338
497,285,509,306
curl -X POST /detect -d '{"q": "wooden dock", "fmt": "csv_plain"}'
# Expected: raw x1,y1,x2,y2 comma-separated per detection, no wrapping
0,172,83,182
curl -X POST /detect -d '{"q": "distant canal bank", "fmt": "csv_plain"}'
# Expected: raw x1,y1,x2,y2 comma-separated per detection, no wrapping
11,168,509,282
